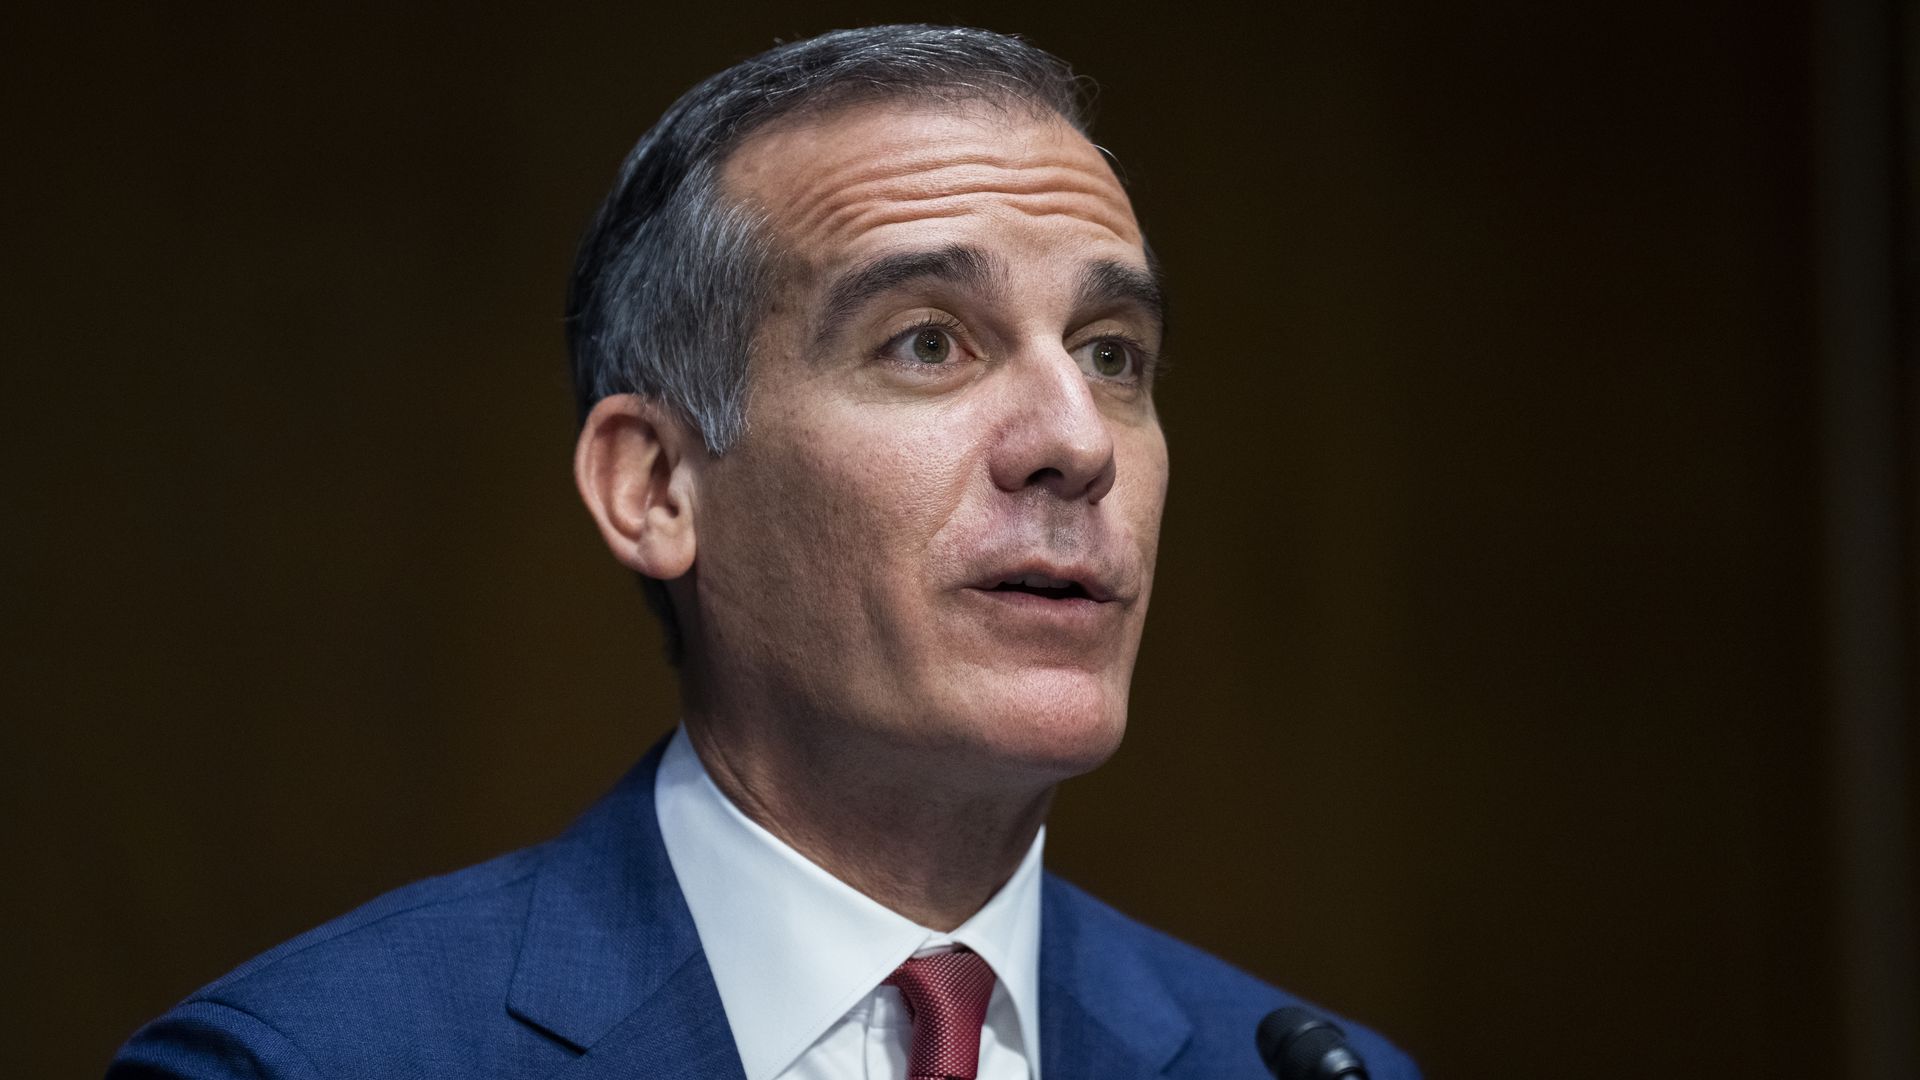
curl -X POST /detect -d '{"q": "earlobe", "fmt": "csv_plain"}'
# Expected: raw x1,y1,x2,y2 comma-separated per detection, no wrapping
573,394,702,580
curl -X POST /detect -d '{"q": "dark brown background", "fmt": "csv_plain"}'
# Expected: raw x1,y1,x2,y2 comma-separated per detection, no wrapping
5,2,1914,1077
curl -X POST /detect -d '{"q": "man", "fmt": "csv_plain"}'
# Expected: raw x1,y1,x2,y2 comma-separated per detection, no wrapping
112,25,1419,1080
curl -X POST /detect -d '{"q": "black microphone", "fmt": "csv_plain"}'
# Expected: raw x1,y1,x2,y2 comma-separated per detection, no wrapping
1256,1006,1371,1080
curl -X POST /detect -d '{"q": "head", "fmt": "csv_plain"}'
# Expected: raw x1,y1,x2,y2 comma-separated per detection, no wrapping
571,26,1169,789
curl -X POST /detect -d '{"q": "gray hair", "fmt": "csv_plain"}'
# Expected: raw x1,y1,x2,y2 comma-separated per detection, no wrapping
564,25,1094,661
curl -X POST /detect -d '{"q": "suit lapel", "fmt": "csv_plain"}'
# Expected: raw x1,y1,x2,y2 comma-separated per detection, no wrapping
506,741,746,1080
550,950,744,1080
1039,875,1192,1080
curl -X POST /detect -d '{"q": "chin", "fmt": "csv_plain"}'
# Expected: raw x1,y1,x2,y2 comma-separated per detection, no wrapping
946,665,1131,783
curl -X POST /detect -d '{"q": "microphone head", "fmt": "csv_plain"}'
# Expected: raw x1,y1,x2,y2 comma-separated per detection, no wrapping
1256,1006,1370,1080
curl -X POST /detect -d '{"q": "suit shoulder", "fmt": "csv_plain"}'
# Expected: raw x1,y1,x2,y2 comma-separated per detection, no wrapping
109,999,326,1080
200,843,546,1001
115,845,556,1078
1043,874,1423,1080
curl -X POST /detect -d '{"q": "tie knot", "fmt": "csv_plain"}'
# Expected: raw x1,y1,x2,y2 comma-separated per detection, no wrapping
883,949,998,1080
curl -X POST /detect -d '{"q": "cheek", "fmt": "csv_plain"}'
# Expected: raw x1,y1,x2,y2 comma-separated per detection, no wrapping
809,415,975,573
839,424,973,540
705,406,979,629
1120,426,1171,577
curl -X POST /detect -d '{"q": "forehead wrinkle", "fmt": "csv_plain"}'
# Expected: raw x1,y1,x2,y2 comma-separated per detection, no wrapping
803,150,1125,202
810,178,1136,247
794,162,1127,236
781,153,1032,220
825,194,1136,251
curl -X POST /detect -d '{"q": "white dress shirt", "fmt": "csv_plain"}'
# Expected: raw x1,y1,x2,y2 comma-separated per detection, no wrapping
654,727,1044,1080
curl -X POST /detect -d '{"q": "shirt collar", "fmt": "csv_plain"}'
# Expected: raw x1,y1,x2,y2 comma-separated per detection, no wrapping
654,726,1044,1080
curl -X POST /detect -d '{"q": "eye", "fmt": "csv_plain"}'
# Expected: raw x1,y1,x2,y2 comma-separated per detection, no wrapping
1075,337,1139,380
1088,340,1128,377
877,318,977,375
899,326,954,365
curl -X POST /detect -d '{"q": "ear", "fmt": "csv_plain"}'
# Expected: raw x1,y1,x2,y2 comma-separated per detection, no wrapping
574,394,704,580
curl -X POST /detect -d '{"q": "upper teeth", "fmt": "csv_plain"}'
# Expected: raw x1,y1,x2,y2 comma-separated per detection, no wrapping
1009,573,1069,588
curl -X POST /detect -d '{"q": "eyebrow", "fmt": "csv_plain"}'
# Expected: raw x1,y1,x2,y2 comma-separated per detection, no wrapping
1074,259,1166,338
814,244,997,346
808,245,1168,350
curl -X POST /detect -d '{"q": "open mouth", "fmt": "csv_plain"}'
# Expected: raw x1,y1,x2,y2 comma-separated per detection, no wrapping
988,573,1095,601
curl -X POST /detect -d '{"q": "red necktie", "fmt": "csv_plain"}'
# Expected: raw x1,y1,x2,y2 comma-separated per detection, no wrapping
883,949,998,1080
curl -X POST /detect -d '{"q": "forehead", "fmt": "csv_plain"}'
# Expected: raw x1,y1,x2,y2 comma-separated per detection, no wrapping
721,99,1145,280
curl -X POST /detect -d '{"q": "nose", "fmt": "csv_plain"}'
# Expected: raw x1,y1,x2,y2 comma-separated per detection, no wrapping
988,347,1118,503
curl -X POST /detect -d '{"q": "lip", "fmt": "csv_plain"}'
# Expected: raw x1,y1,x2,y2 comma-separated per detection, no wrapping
952,555,1138,654
967,561,1122,604
959,583,1114,636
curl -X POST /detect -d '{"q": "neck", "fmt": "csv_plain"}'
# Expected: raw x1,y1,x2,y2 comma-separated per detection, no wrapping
681,716,1052,932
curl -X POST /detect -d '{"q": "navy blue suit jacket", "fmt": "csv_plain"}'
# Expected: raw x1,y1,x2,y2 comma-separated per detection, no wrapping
111,743,1420,1079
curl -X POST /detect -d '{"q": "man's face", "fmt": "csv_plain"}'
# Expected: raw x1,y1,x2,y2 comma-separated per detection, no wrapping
690,99,1168,783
